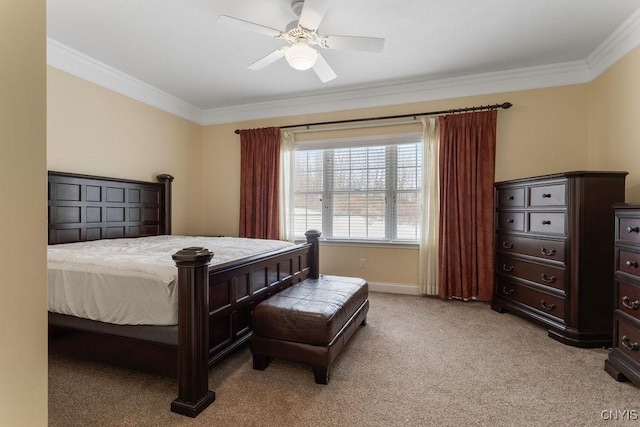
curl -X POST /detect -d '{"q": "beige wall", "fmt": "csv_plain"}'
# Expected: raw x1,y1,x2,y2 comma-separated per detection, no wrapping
46,46,640,288
589,46,640,200
0,0,48,425
47,68,204,235
202,84,591,285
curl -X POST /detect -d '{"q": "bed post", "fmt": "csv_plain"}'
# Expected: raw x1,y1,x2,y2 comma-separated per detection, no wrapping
171,247,215,417
305,230,321,279
157,174,174,235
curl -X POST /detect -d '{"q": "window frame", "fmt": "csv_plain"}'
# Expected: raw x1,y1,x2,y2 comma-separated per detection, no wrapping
293,132,423,244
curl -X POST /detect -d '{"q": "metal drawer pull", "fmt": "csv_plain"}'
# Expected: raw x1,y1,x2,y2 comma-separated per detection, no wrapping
502,264,514,272
502,241,514,249
627,226,640,233
542,193,552,198
541,273,556,283
540,248,556,256
622,296,640,310
502,287,514,295
541,220,551,225
625,260,639,268
507,219,514,223
540,300,556,311
507,196,515,200
621,335,639,351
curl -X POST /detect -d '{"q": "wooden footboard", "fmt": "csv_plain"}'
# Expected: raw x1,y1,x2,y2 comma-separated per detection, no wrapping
171,231,320,417
208,231,320,364
171,230,320,417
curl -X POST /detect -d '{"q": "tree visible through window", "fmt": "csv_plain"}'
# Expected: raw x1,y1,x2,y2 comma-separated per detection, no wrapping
294,139,422,242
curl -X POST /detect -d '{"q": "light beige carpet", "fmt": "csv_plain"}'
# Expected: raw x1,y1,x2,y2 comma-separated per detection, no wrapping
48,292,639,426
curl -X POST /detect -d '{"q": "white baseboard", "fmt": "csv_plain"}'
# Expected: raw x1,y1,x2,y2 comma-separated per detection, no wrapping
368,281,421,295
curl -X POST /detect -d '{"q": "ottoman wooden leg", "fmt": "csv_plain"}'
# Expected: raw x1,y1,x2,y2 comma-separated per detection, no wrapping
312,366,330,385
361,317,367,326
253,354,271,370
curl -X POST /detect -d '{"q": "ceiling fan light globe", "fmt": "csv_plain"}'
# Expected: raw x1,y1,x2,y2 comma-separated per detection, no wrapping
285,43,318,70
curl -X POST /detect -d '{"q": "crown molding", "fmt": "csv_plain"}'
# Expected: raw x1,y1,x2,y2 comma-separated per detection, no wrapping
587,7,640,76
47,8,640,127
201,60,593,125
46,38,203,124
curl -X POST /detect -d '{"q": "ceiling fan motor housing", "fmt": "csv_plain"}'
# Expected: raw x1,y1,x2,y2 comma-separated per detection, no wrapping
285,20,300,33
284,25,320,46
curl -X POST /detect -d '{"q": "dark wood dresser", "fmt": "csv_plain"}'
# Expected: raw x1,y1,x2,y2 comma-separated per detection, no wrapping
605,204,640,386
491,171,627,347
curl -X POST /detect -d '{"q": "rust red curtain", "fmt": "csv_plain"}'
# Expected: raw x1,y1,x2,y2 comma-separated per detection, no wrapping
438,110,497,301
239,127,281,240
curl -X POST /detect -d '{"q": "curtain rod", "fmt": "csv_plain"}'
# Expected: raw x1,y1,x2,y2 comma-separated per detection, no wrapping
234,102,512,134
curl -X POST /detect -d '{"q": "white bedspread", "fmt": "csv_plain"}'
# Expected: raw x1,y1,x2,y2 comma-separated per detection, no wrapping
47,235,295,326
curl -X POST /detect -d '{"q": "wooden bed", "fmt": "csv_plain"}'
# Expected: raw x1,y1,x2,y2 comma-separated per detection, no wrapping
47,171,320,417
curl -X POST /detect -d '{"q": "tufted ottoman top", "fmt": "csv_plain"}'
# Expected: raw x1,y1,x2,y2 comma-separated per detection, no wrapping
251,275,368,346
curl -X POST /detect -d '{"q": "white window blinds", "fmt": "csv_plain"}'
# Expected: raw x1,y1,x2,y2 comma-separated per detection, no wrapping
294,134,422,242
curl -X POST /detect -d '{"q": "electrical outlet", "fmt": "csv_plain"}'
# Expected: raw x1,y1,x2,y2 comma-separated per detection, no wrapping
359,258,366,268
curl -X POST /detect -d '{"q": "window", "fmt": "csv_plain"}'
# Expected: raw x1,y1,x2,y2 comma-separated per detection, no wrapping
293,134,423,242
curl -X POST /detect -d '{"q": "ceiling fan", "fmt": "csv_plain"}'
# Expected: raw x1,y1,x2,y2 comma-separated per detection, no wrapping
218,0,385,83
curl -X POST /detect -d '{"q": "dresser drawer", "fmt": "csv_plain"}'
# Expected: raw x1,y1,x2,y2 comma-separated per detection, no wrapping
497,212,525,232
497,233,565,263
528,212,566,235
618,280,640,321
615,318,640,364
496,187,525,208
529,183,566,207
619,250,640,278
496,279,565,321
618,217,640,244
497,255,566,291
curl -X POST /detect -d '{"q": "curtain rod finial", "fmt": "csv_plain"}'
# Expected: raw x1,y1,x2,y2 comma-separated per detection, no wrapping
501,102,513,109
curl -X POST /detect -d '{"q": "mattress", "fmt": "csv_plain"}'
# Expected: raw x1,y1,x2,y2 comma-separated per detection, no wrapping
47,235,295,326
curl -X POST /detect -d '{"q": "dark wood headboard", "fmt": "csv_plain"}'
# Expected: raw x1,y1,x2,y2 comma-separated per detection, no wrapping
48,171,174,244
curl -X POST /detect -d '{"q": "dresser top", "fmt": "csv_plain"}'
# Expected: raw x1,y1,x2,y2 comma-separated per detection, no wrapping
612,203,640,209
495,170,628,186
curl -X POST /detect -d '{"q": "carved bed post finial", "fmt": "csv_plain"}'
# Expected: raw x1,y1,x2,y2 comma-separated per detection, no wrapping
171,246,215,417
157,174,174,235
305,230,321,279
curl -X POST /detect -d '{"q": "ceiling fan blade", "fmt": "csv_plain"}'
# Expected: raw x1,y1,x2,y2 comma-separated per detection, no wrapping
217,15,282,38
247,47,288,70
298,0,332,31
312,52,337,83
321,35,385,52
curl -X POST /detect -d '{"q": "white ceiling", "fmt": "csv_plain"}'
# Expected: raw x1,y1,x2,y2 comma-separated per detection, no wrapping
47,0,640,124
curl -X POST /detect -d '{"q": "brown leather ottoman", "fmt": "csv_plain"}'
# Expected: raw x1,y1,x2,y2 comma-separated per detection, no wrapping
250,275,369,384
